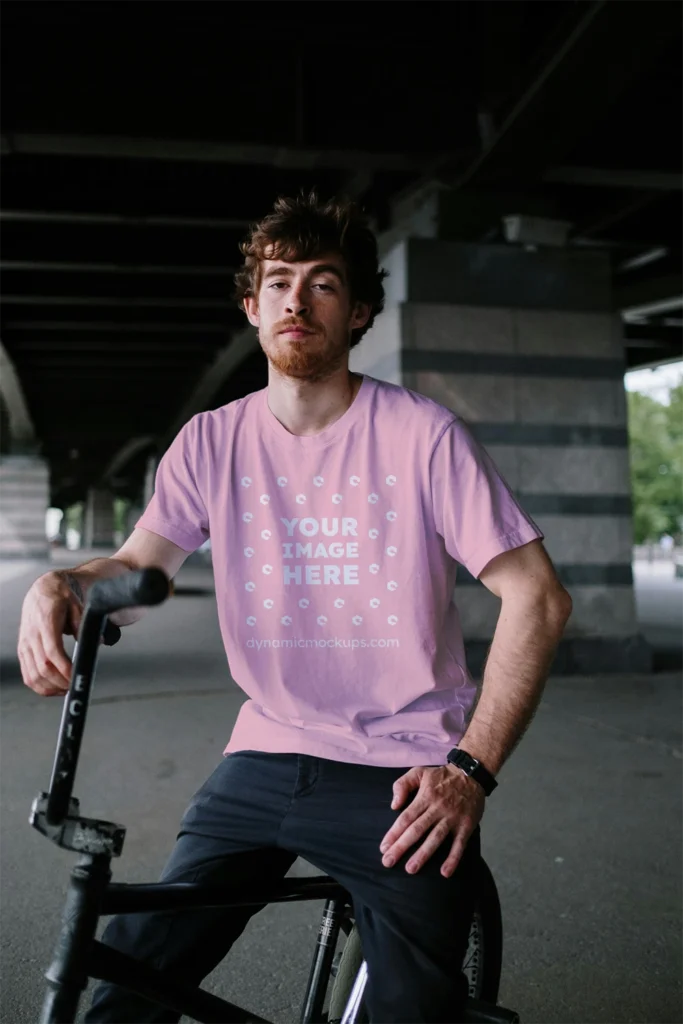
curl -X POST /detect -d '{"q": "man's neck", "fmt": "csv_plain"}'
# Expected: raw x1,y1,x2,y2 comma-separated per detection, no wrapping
266,368,363,437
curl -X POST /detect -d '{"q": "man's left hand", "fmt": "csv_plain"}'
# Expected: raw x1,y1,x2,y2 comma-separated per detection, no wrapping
379,765,485,878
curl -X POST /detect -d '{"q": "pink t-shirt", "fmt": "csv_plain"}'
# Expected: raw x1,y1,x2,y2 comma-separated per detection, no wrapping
137,375,543,767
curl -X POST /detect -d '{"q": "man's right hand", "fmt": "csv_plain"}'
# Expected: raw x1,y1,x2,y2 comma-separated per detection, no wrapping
17,529,191,697
18,573,82,696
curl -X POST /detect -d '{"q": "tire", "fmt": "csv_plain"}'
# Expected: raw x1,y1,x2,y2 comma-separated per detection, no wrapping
464,857,503,1004
327,925,368,1024
327,857,503,1023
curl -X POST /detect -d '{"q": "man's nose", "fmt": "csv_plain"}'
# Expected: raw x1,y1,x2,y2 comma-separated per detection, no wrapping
285,289,310,317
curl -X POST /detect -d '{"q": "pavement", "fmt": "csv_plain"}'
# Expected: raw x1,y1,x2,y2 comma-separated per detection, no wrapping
0,553,681,1024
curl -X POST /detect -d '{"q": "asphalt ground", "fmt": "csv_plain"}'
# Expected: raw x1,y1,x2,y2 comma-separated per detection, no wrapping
1,554,680,1024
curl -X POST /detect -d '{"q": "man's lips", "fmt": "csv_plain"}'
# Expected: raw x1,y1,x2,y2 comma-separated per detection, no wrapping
279,327,315,337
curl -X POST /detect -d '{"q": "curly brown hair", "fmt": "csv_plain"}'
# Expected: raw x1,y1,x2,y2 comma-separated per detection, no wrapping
233,192,388,349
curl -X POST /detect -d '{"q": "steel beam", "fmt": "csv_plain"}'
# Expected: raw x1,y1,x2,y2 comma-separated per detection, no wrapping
0,133,432,172
617,248,669,274
575,193,661,240
1,260,234,276
431,0,681,186
622,296,683,319
7,340,219,352
4,320,228,333
544,167,682,191
0,210,251,229
617,274,683,317
623,322,682,351
626,348,683,371
1,295,233,309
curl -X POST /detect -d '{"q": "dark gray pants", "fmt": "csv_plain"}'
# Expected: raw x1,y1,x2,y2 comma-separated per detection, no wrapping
86,750,480,1023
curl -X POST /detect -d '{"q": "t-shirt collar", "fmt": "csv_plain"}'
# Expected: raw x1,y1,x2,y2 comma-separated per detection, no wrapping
259,374,372,450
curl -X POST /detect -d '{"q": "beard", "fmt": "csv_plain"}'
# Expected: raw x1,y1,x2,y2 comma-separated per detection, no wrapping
260,319,350,383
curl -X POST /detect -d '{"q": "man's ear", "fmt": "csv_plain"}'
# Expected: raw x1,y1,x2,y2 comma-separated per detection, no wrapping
243,295,260,328
350,301,371,332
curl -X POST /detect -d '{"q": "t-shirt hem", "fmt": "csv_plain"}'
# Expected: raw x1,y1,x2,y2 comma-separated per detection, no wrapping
466,524,544,579
135,514,206,553
223,736,454,768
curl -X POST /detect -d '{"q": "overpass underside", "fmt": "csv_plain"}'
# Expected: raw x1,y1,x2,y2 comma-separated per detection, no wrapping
1,1,681,674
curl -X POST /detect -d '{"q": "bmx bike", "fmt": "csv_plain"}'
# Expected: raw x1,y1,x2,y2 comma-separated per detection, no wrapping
29,568,520,1024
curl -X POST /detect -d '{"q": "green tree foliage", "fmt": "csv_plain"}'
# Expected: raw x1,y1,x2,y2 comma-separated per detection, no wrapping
627,383,683,543
113,497,130,535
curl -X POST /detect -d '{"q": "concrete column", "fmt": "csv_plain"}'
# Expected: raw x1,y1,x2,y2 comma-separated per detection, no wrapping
351,234,649,674
83,488,115,549
0,455,50,559
126,505,143,539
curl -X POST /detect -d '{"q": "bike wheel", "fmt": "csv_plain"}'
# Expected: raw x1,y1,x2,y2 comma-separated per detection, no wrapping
327,857,503,1023
327,925,368,1024
464,857,503,1004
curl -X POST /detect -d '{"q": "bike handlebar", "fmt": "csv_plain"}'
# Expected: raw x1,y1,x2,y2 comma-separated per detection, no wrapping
45,568,171,826
88,568,170,616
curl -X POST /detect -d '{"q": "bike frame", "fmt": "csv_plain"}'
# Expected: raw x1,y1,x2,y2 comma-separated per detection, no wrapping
30,570,519,1024
39,850,356,1024
29,570,362,1024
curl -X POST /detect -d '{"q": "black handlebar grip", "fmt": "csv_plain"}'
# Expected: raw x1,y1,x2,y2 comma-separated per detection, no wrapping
88,568,170,615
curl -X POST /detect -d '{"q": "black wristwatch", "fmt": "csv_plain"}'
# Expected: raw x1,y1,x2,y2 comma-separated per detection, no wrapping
446,748,498,796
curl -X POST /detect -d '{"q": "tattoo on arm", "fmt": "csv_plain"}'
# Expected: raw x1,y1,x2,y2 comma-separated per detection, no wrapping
63,573,84,604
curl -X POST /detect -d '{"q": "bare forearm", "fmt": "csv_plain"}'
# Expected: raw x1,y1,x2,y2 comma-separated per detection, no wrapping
54,557,131,595
40,530,188,628
458,591,571,775
49,555,145,625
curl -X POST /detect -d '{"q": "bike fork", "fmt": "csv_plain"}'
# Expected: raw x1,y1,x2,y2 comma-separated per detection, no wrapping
40,853,112,1024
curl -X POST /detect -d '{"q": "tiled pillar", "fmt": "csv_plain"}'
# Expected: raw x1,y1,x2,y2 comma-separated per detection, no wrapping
351,238,649,673
0,455,50,559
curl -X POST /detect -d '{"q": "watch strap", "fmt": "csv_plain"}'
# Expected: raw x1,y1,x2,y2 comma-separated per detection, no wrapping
446,747,498,796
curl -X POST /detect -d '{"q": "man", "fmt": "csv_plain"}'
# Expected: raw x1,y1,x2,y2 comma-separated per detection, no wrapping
19,193,572,1023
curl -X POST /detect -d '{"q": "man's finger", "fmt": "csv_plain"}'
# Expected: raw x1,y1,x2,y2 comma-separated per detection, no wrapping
380,793,427,853
381,807,437,866
391,766,422,808
20,643,58,696
440,830,470,878
42,629,73,683
405,820,452,874
65,607,82,640
382,773,431,852
34,633,70,692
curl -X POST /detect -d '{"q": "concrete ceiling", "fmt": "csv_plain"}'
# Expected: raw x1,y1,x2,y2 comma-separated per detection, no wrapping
0,0,681,506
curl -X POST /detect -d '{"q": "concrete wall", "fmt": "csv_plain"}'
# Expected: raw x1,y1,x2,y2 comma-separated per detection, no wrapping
351,238,648,673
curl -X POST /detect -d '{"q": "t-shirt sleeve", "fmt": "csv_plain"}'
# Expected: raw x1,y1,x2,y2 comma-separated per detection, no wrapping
430,418,544,579
135,417,209,552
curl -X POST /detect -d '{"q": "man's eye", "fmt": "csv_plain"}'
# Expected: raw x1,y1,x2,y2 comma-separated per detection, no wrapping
314,283,333,291
269,282,287,289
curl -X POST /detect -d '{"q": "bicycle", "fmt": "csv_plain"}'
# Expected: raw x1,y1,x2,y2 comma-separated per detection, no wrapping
29,568,521,1024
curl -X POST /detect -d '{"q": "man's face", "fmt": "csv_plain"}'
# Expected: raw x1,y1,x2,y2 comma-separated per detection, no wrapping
244,253,370,381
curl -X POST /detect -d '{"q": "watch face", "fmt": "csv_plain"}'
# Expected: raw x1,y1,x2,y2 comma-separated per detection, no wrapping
450,750,476,772
449,749,496,795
